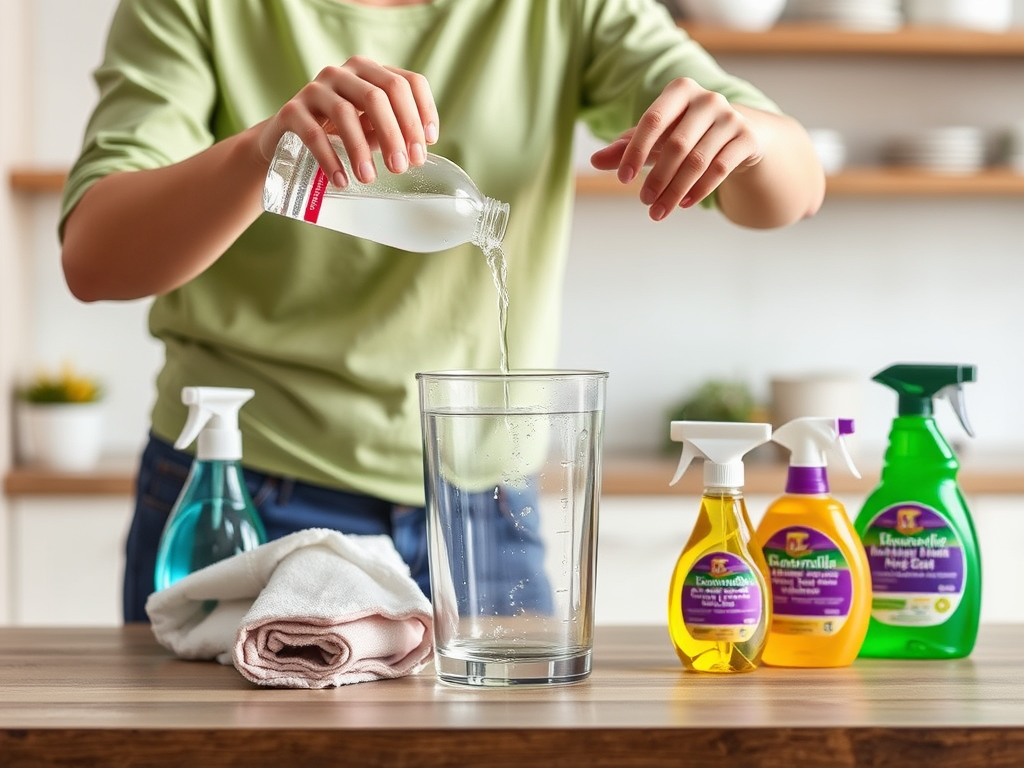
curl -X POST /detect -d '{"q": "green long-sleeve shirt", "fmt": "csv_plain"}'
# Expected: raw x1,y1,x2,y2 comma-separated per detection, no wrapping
61,0,778,505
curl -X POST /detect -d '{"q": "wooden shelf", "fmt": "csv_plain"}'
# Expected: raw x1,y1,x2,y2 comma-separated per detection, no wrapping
824,167,1024,195
9,169,66,193
576,167,1024,197
682,22,1024,57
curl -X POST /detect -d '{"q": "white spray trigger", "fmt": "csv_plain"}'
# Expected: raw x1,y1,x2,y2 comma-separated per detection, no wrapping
669,421,772,488
670,440,702,486
175,387,254,461
773,416,860,479
833,429,861,480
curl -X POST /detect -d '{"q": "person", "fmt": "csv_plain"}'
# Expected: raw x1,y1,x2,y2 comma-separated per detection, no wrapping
59,0,825,623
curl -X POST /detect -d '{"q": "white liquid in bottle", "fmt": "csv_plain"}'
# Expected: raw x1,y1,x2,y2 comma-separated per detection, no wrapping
313,194,481,252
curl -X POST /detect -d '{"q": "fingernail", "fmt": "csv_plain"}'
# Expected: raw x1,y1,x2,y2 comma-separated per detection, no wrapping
390,151,408,173
410,142,426,166
681,196,694,208
358,161,376,183
650,204,666,221
640,188,656,206
332,170,348,188
618,166,635,184
424,123,438,144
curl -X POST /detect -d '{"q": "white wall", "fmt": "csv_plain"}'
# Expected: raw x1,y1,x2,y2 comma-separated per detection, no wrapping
13,0,1024,462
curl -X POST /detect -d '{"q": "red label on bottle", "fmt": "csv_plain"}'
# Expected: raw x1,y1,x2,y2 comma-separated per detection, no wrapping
304,167,329,223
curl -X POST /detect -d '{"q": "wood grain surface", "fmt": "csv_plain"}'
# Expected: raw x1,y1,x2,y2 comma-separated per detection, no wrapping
2,624,1023,767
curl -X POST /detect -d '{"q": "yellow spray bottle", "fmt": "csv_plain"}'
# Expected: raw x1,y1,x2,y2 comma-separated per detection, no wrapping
667,421,773,673
755,417,871,667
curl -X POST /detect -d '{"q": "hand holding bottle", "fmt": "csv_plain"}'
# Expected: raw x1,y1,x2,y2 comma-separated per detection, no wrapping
64,56,441,302
256,56,440,189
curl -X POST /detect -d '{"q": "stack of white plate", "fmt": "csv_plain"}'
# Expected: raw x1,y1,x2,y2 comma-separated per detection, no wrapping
885,126,987,174
785,0,902,31
904,0,1013,33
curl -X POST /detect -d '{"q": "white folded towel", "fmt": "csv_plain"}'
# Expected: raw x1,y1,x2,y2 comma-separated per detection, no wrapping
145,527,433,688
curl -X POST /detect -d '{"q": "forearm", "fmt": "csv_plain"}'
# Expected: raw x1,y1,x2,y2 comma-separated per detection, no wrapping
62,124,269,302
715,107,825,230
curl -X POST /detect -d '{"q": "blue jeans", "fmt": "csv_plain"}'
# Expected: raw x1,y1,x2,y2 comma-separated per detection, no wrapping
124,434,430,623
125,434,553,623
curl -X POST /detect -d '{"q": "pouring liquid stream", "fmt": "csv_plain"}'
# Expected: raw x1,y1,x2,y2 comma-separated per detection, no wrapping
484,242,511,377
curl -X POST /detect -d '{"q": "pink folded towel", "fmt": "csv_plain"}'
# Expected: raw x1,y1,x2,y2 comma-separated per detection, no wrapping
145,528,433,688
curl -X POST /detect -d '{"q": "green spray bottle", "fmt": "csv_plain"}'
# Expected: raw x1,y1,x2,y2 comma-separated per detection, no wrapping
854,363,980,659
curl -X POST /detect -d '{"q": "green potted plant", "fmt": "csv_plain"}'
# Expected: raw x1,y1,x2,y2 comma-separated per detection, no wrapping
16,363,105,471
663,379,760,454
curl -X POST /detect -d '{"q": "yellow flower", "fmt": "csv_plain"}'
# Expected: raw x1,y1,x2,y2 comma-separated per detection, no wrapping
20,362,103,404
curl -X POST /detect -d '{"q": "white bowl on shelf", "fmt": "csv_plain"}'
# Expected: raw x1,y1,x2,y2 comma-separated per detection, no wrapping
903,0,1013,32
675,0,787,31
807,129,847,176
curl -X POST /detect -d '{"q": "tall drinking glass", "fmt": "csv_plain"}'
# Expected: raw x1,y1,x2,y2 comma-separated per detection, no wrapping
417,370,607,686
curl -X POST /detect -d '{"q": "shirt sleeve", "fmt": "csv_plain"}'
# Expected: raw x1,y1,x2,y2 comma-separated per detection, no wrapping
59,0,216,239
577,0,781,142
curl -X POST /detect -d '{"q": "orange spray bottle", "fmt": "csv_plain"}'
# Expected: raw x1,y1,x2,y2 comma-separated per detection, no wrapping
756,417,871,667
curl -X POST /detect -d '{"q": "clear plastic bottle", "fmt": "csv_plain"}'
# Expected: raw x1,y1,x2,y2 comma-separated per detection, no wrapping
262,131,509,253
154,387,267,591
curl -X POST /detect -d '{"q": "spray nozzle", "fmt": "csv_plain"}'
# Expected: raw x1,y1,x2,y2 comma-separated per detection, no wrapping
772,416,860,494
175,386,254,461
873,364,976,437
669,421,772,489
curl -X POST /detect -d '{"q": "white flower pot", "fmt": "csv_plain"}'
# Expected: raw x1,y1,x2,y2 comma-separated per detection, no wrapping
16,401,105,472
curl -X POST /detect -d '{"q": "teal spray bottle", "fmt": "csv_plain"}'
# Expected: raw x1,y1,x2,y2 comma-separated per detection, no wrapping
154,387,267,591
667,421,773,673
854,364,980,659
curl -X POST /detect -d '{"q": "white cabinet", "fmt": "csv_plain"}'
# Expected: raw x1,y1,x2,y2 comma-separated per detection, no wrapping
7,496,131,626
595,493,1024,626
969,494,1024,624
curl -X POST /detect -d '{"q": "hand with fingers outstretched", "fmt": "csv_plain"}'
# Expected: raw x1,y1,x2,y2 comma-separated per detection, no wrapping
590,77,822,229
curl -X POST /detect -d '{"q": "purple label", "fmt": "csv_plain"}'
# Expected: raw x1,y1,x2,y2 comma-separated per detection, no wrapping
862,504,965,596
763,526,853,620
682,552,762,630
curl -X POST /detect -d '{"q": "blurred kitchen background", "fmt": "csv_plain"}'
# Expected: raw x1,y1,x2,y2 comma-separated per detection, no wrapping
2,0,1023,626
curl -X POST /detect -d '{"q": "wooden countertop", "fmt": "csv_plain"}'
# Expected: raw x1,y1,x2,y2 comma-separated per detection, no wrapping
2,624,1023,767
6,451,1021,497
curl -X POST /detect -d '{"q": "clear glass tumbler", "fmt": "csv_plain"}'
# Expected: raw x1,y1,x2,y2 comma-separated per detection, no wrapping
417,369,608,686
